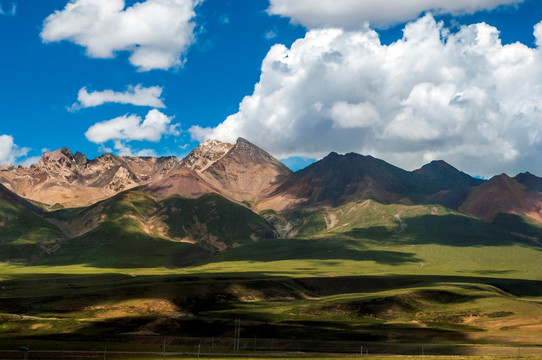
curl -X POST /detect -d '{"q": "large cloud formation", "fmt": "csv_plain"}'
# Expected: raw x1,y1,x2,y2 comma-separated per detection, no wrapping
191,15,542,176
41,0,200,71
268,0,523,28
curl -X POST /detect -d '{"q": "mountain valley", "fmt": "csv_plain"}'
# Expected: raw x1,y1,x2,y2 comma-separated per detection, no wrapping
0,138,541,354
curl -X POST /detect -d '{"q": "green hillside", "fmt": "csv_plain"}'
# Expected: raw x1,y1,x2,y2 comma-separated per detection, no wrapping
296,199,542,247
36,191,275,268
0,185,65,261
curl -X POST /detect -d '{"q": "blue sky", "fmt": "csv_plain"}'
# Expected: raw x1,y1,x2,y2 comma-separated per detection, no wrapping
1,0,542,175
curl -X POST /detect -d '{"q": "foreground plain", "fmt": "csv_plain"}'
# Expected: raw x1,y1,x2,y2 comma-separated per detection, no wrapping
1,194,541,356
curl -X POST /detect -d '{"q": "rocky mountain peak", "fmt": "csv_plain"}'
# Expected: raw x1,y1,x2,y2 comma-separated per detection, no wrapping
33,147,79,183
235,137,254,149
180,137,291,202
0,148,182,208
228,137,283,165
74,151,88,165
180,139,234,172
39,147,75,164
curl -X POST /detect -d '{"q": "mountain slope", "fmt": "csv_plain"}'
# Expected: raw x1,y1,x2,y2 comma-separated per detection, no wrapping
295,198,542,248
260,152,417,212
413,160,483,208
42,190,276,267
137,137,292,205
139,169,222,199
259,152,484,212
515,172,542,192
0,184,65,261
459,174,542,222
200,138,292,203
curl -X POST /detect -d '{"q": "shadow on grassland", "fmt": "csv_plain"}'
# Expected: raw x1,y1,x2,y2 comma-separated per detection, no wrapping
26,235,422,269
1,271,541,348
2,272,541,313
345,213,542,248
201,237,422,266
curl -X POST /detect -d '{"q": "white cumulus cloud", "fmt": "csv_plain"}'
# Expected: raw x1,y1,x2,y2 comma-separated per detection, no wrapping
41,0,200,71
0,135,29,165
268,0,523,28
85,109,179,144
190,15,542,176
70,84,165,111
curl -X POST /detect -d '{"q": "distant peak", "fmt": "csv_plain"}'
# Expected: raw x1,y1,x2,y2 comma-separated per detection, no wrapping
40,147,74,163
236,137,250,144
200,139,232,147
416,159,461,174
235,137,258,149
51,147,74,157
74,151,88,165
320,152,341,162
515,171,536,178
488,173,513,183
232,137,270,155
425,159,452,168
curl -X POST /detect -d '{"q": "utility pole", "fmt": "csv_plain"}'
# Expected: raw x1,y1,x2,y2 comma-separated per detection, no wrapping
104,344,107,360
237,319,241,351
163,339,166,360
233,320,236,351
233,319,241,351
197,344,201,360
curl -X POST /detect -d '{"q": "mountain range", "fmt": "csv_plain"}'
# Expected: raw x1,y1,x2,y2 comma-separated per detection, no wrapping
1,137,541,265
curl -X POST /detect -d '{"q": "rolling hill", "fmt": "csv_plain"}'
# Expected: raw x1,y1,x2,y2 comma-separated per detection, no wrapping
38,190,275,268
0,183,65,261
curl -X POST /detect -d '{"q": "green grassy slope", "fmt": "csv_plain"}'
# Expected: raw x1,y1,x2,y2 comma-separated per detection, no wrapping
0,185,65,261
36,191,275,268
296,200,542,247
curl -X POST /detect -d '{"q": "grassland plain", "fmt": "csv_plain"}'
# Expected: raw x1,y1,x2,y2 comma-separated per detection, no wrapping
0,199,541,357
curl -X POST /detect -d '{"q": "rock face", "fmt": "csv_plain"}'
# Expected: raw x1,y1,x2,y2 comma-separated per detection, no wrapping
0,138,291,208
200,138,292,203
180,139,234,172
162,138,292,203
0,148,182,208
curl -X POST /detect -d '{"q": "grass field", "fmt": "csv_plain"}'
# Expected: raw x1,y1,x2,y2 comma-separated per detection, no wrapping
0,199,541,356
